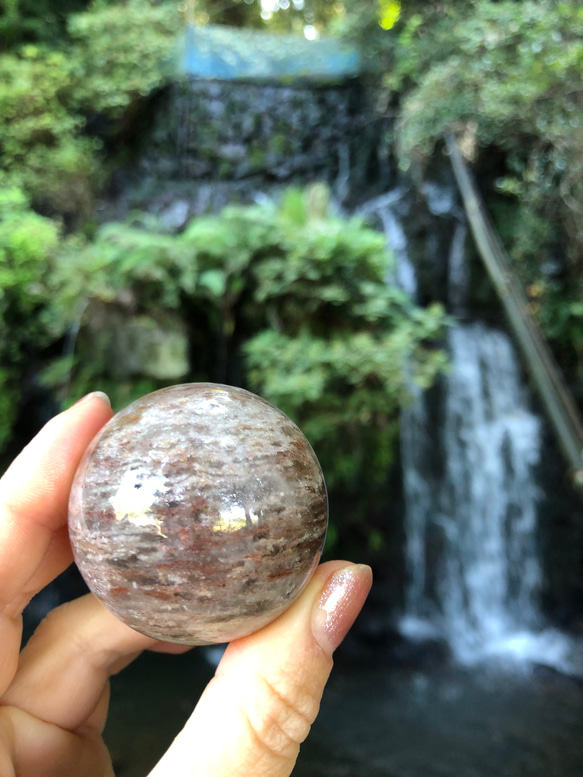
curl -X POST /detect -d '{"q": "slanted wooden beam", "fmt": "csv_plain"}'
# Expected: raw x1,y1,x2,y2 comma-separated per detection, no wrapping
445,132,583,487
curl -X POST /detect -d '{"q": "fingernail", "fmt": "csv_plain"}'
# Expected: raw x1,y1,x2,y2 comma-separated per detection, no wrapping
311,564,372,655
72,391,112,408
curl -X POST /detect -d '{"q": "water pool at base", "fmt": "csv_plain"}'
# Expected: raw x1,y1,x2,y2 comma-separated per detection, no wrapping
105,648,583,777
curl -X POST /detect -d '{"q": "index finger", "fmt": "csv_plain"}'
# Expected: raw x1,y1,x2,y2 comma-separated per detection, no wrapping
0,392,113,618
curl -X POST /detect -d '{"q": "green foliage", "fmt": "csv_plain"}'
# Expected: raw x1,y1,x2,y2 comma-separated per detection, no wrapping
0,1,181,221
0,188,62,450
245,318,446,494
52,221,191,314
48,189,448,506
1,187,444,492
0,46,99,219
356,0,583,383
390,0,583,270
0,0,90,50
396,2,583,163
67,0,182,122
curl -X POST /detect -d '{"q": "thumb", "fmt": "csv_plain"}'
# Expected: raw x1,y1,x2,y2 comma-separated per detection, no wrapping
148,560,372,777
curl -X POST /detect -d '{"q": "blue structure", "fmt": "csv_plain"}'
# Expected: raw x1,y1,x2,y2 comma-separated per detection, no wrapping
177,23,361,82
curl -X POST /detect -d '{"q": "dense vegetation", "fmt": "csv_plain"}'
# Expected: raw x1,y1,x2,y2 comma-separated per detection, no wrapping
1,0,581,544
0,181,448,544
342,0,583,386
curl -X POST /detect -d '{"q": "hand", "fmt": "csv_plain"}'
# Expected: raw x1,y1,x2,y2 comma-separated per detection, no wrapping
0,393,372,777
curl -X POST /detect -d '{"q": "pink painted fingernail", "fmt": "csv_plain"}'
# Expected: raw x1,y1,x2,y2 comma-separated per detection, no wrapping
72,391,111,408
311,564,373,655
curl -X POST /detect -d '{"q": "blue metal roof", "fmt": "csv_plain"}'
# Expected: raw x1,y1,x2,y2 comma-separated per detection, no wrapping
175,24,361,82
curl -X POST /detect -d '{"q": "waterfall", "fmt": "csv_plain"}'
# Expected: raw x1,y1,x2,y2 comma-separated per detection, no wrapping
401,323,545,661
358,188,417,299
365,184,572,667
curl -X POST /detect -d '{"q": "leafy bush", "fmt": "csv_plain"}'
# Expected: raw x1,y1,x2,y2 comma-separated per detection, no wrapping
396,2,583,168
348,0,583,384
0,189,62,450
0,47,99,220
400,1,583,379
0,0,90,50
47,189,448,514
0,1,181,222
246,318,445,495
67,0,181,122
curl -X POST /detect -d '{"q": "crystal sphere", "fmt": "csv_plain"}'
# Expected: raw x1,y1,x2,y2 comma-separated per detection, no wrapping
68,384,328,645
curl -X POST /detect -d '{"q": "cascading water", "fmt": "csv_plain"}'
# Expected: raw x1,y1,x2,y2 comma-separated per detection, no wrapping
359,188,417,298
365,183,571,667
401,323,545,661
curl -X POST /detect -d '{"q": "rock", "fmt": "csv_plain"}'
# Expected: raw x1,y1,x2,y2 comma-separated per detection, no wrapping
68,383,328,645
97,313,190,382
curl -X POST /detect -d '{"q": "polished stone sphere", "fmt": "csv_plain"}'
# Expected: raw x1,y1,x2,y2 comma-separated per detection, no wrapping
68,384,328,645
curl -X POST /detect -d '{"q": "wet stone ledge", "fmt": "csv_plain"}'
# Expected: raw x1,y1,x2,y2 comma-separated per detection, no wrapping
138,77,368,184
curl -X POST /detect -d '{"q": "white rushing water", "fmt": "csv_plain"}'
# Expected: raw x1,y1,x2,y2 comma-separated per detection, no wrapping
401,323,551,663
365,184,573,669
358,189,417,299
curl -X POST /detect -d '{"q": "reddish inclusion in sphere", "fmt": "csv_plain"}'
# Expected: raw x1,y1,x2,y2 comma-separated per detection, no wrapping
68,383,328,645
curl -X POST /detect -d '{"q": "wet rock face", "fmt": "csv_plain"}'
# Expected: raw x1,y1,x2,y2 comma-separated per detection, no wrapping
68,383,328,645
103,77,389,225
141,79,364,183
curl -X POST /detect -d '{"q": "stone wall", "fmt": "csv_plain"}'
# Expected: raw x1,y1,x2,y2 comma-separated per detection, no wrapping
108,76,388,224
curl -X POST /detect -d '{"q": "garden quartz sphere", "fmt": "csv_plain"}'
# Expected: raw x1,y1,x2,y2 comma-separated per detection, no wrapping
68,384,328,645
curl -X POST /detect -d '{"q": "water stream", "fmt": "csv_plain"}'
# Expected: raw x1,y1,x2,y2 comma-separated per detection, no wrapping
363,184,573,669
401,322,550,662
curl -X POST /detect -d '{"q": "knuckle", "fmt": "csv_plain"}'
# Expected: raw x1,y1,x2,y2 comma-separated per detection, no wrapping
239,670,321,761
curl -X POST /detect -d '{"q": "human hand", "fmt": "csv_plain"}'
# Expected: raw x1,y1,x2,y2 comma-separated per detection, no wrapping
0,393,372,777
